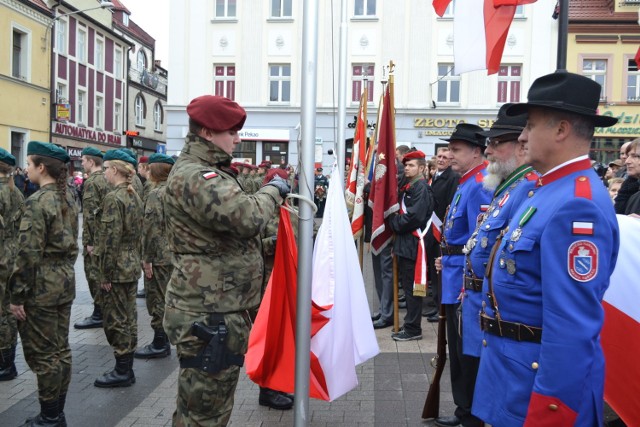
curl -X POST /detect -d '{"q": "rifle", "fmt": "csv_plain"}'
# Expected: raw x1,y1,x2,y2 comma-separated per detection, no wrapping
422,300,447,419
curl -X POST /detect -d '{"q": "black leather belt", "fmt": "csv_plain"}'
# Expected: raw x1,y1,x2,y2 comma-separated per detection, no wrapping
463,276,483,292
441,245,465,256
480,313,542,343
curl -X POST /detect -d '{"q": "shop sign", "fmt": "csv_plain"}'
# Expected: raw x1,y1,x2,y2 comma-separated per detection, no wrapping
239,129,290,141
56,104,71,122
52,122,122,145
67,147,82,159
595,108,640,137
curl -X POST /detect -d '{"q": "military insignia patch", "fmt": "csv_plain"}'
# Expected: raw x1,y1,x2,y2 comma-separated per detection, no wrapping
568,241,598,282
572,221,594,235
202,171,218,180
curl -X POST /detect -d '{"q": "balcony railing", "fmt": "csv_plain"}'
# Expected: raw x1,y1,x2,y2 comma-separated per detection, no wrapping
128,68,167,96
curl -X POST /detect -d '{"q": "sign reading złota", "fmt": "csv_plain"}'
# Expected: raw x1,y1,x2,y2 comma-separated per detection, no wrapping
595,107,640,138
414,117,496,136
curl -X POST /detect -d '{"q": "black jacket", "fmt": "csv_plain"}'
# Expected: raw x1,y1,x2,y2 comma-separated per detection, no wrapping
615,176,639,214
389,178,434,260
430,166,460,221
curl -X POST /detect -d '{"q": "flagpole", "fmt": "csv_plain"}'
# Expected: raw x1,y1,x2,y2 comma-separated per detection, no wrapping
336,0,348,179
295,0,319,424
387,62,400,334
556,0,568,70
358,80,368,271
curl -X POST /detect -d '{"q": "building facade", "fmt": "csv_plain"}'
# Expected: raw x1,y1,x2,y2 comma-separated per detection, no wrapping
111,0,168,158
0,0,52,166
166,0,558,168
568,0,640,165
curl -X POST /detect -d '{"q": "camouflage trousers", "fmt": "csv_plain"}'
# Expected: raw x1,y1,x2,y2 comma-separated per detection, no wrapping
164,305,251,426
83,253,102,306
144,264,173,331
0,289,17,350
18,302,72,402
102,281,137,356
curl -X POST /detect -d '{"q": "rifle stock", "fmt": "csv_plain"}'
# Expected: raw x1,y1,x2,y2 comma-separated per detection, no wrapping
422,302,447,419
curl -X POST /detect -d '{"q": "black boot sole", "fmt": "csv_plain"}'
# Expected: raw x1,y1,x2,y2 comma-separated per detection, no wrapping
94,377,136,388
133,348,171,359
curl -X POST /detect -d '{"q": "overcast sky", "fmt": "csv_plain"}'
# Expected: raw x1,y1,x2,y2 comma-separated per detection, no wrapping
123,0,171,70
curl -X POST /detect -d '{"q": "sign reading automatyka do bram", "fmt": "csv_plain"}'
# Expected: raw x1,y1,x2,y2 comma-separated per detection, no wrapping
52,122,122,145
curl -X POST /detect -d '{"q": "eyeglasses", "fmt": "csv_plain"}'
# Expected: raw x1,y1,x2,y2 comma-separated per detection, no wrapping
486,138,517,148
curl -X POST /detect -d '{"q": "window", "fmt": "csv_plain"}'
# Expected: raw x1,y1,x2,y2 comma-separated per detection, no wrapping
271,0,292,18
123,13,129,26
78,90,86,124
497,65,521,103
137,50,147,71
115,47,123,79
351,64,375,102
114,103,122,131
56,83,67,103
628,59,640,102
154,102,163,131
437,64,460,104
12,30,25,79
96,96,104,129
216,0,236,18
95,38,104,71
77,27,87,62
55,20,67,54
354,0,376,16
135,95,145,126
214,65,236,100
269,64,291,103
582,59,607,100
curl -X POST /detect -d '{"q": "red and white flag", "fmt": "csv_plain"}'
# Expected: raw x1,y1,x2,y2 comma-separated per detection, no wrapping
430,211,443,243
311,165,380,400
346,88,368,238
453,0,537,75
601,215,640,426
368,82,398,255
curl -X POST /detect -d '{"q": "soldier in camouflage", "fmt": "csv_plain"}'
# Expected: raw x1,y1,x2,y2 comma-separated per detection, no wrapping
9,141,78,427
94,150,144,389
163,95,289,426
134,153,174,359
0,148,24,382
75,147,110,330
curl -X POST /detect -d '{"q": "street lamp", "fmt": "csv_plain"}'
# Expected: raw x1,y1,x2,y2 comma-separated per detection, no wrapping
43,1,115,47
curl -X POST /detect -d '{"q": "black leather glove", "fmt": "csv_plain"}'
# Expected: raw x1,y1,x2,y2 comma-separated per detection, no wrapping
264,176,290,198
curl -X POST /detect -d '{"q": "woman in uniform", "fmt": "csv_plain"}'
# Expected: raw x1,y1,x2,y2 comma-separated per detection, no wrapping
134,153,174,359
9,141,78,426
94,150,143,388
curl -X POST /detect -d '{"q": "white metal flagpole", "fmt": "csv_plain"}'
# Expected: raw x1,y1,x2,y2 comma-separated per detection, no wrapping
336,0,348,179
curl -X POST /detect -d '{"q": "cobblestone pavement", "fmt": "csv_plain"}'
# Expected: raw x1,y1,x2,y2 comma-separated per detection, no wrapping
0,216,455,426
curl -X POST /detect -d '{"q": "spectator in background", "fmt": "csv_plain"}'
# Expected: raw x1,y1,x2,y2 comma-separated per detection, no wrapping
615,139,640,214
13,167,26,195
608,177,623,203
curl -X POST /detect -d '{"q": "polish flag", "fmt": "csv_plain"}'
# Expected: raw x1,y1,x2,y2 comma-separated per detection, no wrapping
430,212,443,243
601,215,640,426
311,165,380,401
454,0,537,75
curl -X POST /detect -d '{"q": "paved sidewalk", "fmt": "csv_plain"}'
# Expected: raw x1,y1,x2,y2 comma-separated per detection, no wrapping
0,221,454,426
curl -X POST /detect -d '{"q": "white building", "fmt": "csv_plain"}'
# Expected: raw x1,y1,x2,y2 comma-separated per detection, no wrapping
167,0,558,167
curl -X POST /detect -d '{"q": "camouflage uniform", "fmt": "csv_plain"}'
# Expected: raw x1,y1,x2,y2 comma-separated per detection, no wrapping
80,171,110,306
132,174,144,200
142,179,155,205
0,177,24,377
99,183,143,356
163,133,282,426
9,184,78,403
142,182,173,331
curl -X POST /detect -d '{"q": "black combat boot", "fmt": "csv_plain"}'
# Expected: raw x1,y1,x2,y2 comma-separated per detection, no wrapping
94,354,135,388
0,345,17,381
134,329,171,359
258,387,294,410
22,399,61,426
74,304,103,329
57,393,67,427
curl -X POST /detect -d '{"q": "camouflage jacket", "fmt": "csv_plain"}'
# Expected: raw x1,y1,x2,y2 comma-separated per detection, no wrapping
142,179,155,205
133,174,144,199
0,177,25,292
99,183,143,283
164,133,283,313
143,182,171,265
81,170,110,248
10,184,78,306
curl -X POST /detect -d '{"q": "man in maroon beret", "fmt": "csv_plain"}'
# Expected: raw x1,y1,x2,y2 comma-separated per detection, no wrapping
163,95,290,425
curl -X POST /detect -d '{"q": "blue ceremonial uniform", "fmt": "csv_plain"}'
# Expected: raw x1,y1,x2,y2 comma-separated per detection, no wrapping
462,166,538,357
441,162,492,304
472,157,620,426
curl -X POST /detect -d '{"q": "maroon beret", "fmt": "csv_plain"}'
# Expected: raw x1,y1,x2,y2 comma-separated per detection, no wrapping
139,156,149,164
402,150,426,164
187,95,247,132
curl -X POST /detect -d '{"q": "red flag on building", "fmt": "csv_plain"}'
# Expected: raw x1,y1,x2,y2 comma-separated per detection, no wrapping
432,0,452,17
368,81,398,255
345,87,368,238
635,46,640,69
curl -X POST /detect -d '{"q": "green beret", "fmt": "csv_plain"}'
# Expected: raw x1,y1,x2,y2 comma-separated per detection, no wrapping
27,141,70,163
0,148,16,166
104,149,136,166
121,148,138,161
148,153,175,165
115,150,137,167
81,147,103,158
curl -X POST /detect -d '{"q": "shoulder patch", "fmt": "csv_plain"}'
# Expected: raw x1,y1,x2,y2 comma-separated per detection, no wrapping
475,172,484,183
525,171,539,181
202,171,219,180
574,176,592,200
568,240,598,282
